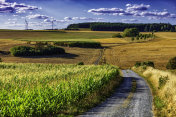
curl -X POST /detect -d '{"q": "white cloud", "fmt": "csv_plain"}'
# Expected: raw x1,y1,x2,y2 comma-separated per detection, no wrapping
126,4,150,11
0,0,5,3
88,8,125,15
64,17,73,21
140,11,170,19
88,3,176,20
64,16,103,21
0,1,39,13
27,14,49,19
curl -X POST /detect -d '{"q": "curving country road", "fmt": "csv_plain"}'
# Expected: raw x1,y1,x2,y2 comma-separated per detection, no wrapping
79,70,153,117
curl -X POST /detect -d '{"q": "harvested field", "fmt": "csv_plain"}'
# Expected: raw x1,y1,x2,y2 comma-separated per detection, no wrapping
95,32,176,69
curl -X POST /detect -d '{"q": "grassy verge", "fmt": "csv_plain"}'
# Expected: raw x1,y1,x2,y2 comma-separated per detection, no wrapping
122,79,137,108
132,66,176,117
131,79,137,93
0,63,122,116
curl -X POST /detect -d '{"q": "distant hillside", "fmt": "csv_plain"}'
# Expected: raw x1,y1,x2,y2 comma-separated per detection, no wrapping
67,22,176,32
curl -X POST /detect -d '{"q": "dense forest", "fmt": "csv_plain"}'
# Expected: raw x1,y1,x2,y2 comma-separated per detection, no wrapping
67,22,176,32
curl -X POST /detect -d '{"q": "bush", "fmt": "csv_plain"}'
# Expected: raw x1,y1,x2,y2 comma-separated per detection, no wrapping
135,61,155,68
131,37,135,41
26,41,31,44
158,76,169,89
136,35,139,40
0,50,10,55
143,61,155,67
10,45,65,56
0,58,2,62
123,28,139,37
53,41,101,48
77,62,84,65
10,46,34,56
135,61,142,67
112,33,122,38
166,57,176,69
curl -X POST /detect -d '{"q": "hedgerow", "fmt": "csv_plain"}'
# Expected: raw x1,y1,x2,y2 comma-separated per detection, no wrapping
53,41,101,48
10,45,65,56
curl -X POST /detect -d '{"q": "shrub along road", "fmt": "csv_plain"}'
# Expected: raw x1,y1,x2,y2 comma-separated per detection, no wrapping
79,70,153,117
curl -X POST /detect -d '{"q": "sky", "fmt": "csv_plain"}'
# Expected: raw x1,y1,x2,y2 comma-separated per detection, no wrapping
0,0,176,29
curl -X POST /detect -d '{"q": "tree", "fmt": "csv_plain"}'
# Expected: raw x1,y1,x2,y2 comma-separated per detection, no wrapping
136,35,139,40
131,37,135,41
68,22,176,32
166,57,176,69
123,28,139,37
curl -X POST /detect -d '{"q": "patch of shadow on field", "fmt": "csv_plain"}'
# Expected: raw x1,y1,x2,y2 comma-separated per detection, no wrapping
19,53,79,59
69,47,104,49
0,51,10,55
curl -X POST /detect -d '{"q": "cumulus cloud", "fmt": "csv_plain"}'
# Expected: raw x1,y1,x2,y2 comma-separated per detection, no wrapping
88,8,125,15
140,11,170,19
0,1,39,13
43,19,65,23
126,4,150,11
27,14,49,19
64,16,103,21
170,14,176,18
88,3,176,20
64,17,73,21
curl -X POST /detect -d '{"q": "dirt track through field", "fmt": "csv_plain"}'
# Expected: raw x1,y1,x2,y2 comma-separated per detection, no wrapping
79,70,153,117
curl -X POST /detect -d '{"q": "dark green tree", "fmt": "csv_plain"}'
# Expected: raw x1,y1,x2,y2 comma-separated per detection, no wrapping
123,28,139,37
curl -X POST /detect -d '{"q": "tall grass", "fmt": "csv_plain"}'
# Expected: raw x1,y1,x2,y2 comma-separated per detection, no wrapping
132,66,176,117
0,63,120,116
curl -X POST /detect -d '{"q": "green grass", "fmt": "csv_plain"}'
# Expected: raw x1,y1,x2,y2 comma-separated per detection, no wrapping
0,63,120,116
0,30,115,42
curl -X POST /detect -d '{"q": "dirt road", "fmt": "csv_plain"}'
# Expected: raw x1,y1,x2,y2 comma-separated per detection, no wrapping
79,70,153,117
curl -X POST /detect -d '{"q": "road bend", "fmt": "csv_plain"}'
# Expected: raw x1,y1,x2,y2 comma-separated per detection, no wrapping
79,70,153,117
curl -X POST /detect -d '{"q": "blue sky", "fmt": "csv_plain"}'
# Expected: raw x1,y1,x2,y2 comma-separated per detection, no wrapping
0,0,176,29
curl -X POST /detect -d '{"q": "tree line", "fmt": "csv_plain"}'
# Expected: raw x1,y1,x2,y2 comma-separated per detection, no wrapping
67,22,176,32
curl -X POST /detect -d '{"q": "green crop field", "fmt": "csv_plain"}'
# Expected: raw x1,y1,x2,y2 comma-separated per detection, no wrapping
0,63,120,116
0,30,115,42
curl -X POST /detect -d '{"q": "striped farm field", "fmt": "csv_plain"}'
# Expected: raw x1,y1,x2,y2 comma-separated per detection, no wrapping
0,63,121,116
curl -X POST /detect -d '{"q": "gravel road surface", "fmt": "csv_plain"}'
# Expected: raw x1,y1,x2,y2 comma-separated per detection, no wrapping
79,70,153,117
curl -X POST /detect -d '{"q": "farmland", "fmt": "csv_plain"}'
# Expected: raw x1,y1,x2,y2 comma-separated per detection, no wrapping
0,30,176,69
0,30,115,64
95,32,176,69
0,63,121,116
0,29,176,116
0,30,116,41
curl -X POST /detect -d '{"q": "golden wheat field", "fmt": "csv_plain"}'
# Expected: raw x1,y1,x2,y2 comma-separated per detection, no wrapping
95,32,176,69
0,31,176,68
0,40,100,65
